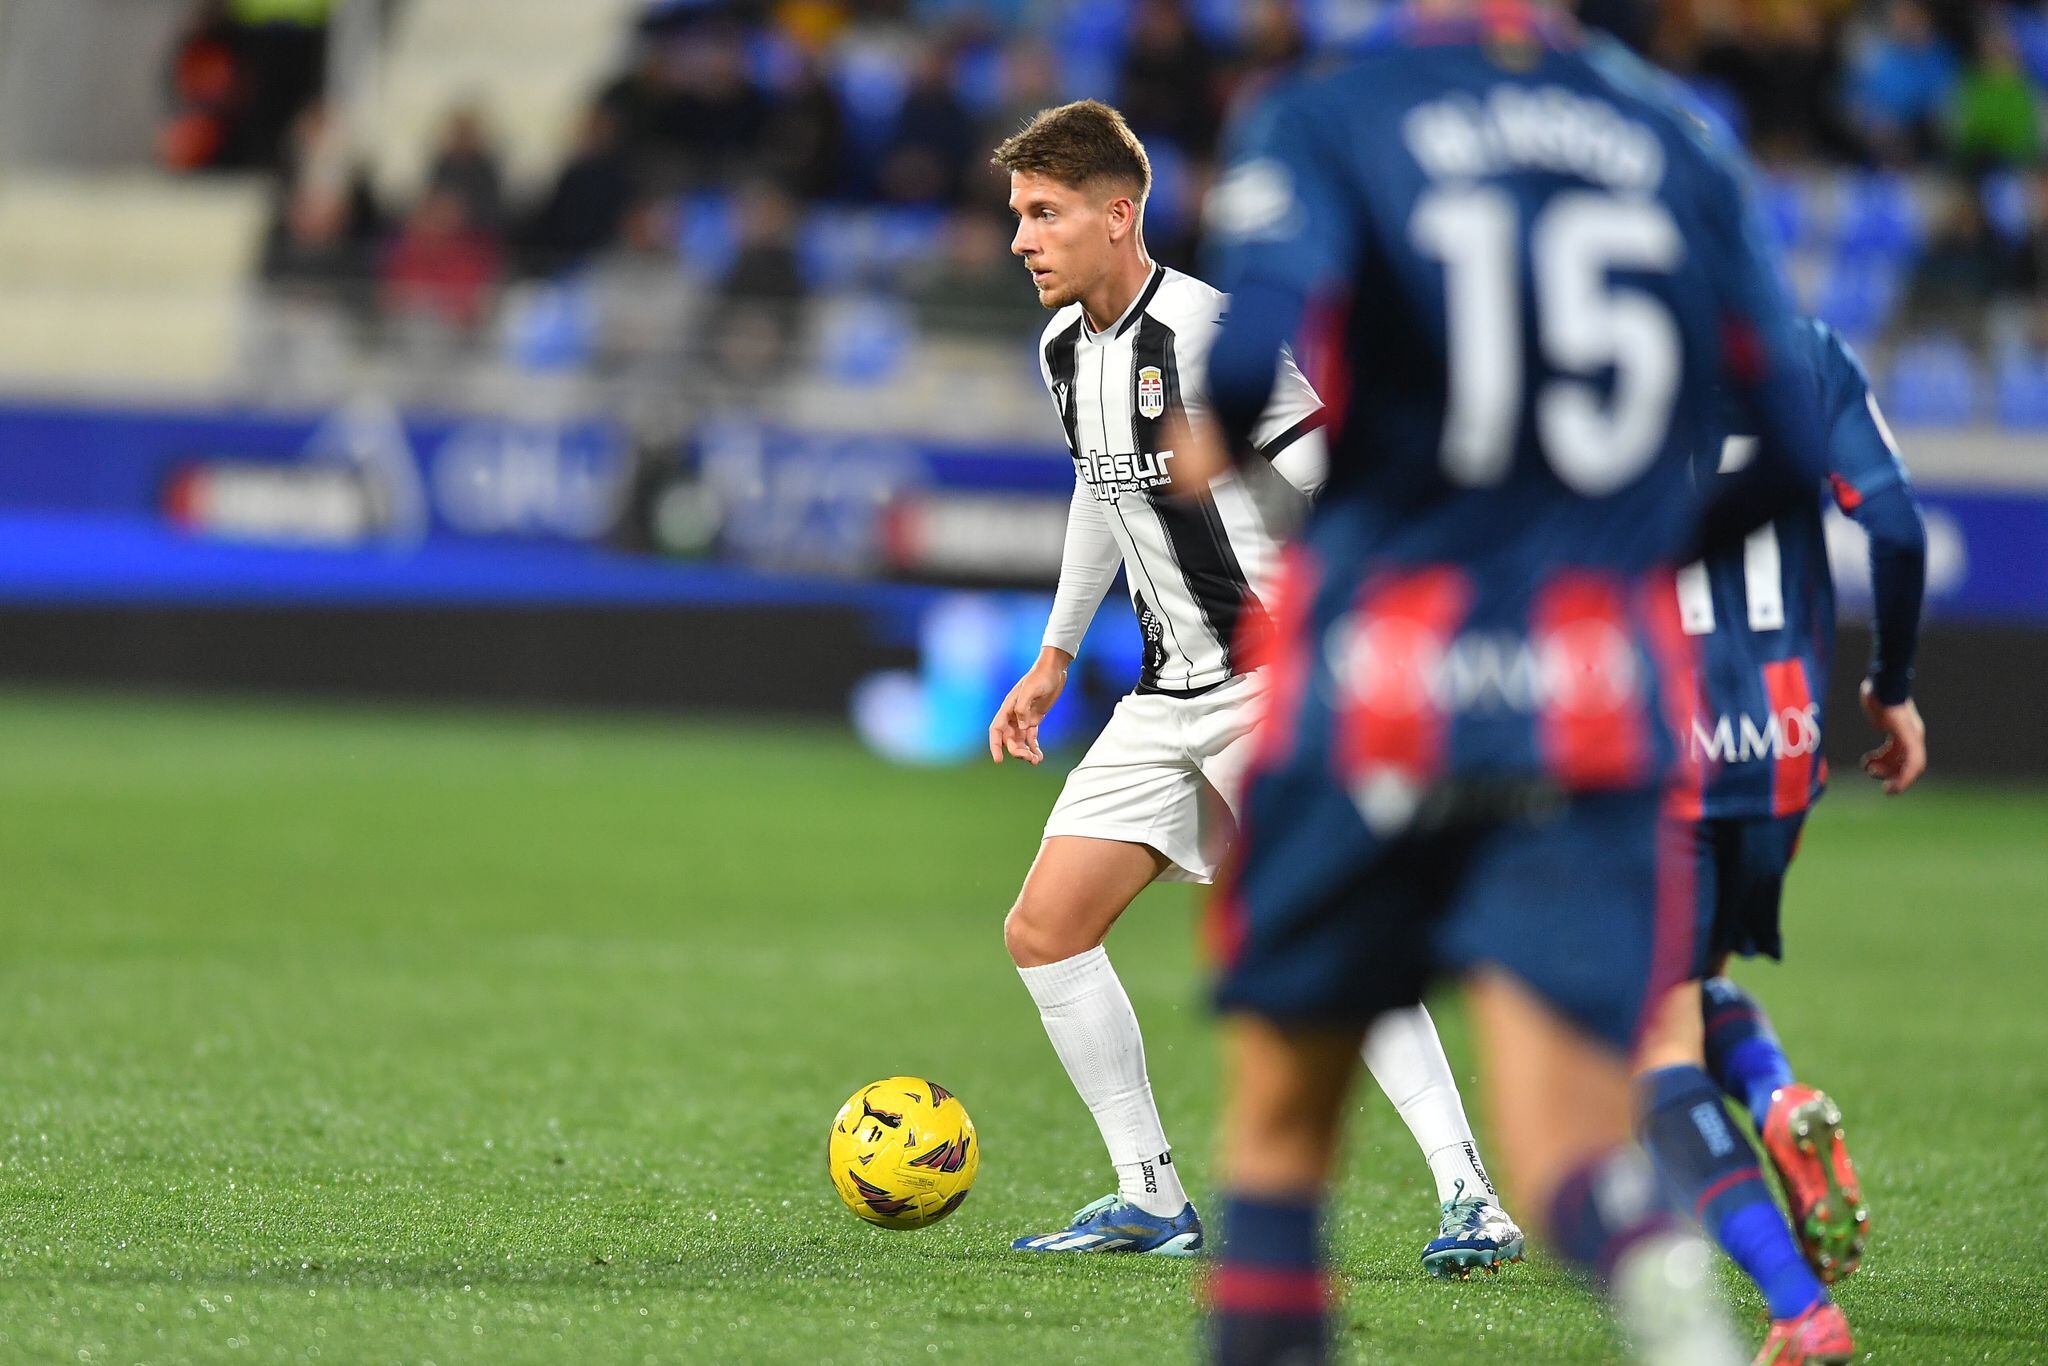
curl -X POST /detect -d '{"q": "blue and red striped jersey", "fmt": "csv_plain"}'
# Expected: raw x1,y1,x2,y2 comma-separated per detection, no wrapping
1678,321,1920,820
1201,4,1827,803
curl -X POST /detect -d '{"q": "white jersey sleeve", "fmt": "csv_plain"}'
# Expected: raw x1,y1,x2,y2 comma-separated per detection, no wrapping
1036,303,1118,658
1258,346,1328,498
1041,479,1120,657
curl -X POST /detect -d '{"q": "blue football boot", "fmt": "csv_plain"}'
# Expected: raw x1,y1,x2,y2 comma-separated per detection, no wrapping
1421,1180,1526,1279
1011,1194,1204,1255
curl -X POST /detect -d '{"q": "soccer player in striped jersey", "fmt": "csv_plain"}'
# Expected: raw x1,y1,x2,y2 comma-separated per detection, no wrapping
1630,318,1926,1365
987,99,1523,1274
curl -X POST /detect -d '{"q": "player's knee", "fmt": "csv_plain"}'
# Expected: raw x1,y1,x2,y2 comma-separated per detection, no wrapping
1632,983,1706,1075
1003,898,1068,968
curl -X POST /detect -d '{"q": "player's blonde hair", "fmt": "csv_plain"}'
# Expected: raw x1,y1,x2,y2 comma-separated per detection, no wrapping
991,100,1151,203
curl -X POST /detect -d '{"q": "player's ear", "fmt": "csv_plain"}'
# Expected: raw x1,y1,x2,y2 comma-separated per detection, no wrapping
1106,194,1136,243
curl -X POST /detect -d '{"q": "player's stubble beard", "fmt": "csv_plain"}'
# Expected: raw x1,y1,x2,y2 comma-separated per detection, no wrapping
1031,266,1087,311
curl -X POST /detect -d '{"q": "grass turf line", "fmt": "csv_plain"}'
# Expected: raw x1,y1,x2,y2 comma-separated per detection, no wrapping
0,691,2043,1363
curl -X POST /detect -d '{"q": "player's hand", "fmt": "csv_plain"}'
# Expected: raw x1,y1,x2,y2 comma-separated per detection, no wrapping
989,649,1071,765
1161,410,1229,495
1859,679,1927,795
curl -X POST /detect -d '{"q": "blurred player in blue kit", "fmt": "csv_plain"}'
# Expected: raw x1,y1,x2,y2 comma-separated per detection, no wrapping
1629,318,1926,1364
1185,2,1850,1362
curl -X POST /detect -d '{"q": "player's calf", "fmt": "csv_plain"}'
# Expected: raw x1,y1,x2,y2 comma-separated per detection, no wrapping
1547,1146,1745,1366
1702,976,1797,1130
1637,1065,1844,1351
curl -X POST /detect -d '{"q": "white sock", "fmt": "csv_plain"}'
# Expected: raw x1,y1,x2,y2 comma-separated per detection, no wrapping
1017,946,1189,1217
1362,1003,1499,1206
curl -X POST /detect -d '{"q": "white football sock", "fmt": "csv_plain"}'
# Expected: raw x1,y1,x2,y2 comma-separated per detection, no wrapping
1362,1003,1499,1206
1017,946,1189,1218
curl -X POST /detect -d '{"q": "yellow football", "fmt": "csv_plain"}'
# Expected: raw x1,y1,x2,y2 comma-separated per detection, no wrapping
827,1076,979,1230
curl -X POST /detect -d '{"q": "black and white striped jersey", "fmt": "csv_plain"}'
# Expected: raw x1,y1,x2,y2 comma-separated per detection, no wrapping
1038,264,1327,693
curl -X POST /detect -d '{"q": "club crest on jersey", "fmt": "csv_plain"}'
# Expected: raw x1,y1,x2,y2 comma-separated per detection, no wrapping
1136,365,1165,419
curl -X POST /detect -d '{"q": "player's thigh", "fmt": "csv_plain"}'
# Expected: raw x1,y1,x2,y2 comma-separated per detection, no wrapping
1438,789,1684,1060
1005,835,1169,967
1633,977,1707,1074
1211,744,1434,1029
1464,967,1635,1220
1188,669,1270,822
1042,694,1218,883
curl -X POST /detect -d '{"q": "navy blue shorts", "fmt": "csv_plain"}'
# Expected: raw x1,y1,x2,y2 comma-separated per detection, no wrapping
1686,811,1808,975
1211,767,1696,1056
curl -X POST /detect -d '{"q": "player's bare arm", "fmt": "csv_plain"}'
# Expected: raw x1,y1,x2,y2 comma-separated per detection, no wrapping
1859,680,1927,795
989,646,1070,765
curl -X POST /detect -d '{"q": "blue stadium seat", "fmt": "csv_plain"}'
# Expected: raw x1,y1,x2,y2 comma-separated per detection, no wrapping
1811,253,1903,339
2010,9,2048,88
1994,350,2048,429
1190,0,1245,43
1758,171,1814,253
677,193,739,280
504,277,597,373
1883,336,1981,428
1834,171,1923,262
834,45,911,155
1055,0,1129,101
1142,138,1192,239
817,295,913,385
1982,170,2031,246
798,212,870,290
745,28,801,90
871,207,948,276
953,43,1008,117
798,208,945,290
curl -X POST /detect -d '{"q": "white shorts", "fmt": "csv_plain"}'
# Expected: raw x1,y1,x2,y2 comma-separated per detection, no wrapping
1042,671,1267,885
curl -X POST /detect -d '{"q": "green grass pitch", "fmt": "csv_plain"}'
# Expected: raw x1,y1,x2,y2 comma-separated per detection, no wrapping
1,690,2043,1364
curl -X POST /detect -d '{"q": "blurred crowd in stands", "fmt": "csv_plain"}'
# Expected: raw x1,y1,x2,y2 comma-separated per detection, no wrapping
160,0,2048,424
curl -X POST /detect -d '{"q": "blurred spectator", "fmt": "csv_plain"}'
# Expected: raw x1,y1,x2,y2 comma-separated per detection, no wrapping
984,37,1061,141
161,0,329,172
709,184,808,381
520,106,637,277
2011,164,2048,293
1578,0,1660,54
907,211,1044,339
379,187,504,333
425,106,508,234
972,38,1063,205
1850,0,1963,163
877,44,977,205
588,200,698,377
648,25,774,191
597,41,676,169
160,2,246,172
760,54,851,201
1899,182,2017,342
261,102,382,315
1229,0,1309,105
1950,20,2042,171
1117,0,1221,155
226,0,329,167
1694,8,1857,164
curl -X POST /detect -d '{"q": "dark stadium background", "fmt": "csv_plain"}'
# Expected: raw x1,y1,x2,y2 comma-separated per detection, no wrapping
0,0,2040,775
